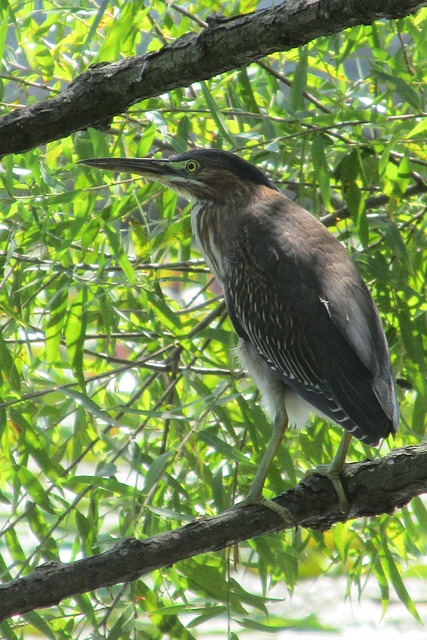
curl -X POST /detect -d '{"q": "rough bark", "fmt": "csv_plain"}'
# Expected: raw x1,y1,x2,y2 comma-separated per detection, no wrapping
1,444,426,622
1,0,426,157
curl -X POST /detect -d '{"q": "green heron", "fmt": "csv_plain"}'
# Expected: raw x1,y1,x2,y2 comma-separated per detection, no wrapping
80,149,399,516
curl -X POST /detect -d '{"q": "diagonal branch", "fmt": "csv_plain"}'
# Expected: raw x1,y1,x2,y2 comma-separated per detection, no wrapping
1,0,426,157
1,443,426,621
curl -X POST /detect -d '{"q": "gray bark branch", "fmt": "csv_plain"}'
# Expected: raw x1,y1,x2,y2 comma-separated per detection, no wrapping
1,0,426,157
1,444,426,621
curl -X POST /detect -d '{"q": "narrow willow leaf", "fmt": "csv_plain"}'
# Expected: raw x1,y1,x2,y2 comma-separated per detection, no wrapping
237,68,261,113
406,118,427,138
102,221,136,284
366,539,390,615
65,287,88,388
5,528,26,564
61,388,122,428
372,66,422,110
15,467,55,514
148,292,182,331
198,429,248,464
332,521,352,562
10,409,62,480
0,331,20,393
409,497,427,532
45,276,68,365
0,8,9,63
384,220,412,274
184,561,247,615
394,153,411,196
22,612,56,640
201,82,236,146
136,122,157,157
290,47,308,111
151,609,197,640
27,505,59,556
356,204,369,247
311,135,331,210
80,0,110,52
143,451,175,494
67,475,138,499
382,538,422,623
237,613,332,632
0,618,18,639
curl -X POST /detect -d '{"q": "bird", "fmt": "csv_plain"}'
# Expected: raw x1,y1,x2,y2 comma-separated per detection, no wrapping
80,149,399,517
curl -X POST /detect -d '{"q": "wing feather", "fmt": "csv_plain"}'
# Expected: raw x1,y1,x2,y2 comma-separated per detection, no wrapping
223,193,398,443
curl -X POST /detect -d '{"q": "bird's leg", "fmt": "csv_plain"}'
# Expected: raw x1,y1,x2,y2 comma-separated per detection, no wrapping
234,413,292,521
304,431,352,513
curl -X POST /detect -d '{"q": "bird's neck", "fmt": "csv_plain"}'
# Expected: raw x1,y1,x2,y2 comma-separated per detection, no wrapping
190,186,274,283
190,200,235,283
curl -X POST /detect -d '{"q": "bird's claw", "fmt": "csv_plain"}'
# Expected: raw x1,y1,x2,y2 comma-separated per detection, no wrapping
231,494,294,523
303,465,349,514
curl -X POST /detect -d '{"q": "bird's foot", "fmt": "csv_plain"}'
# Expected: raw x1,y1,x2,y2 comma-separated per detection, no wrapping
232,493,294,523
304,464,348,514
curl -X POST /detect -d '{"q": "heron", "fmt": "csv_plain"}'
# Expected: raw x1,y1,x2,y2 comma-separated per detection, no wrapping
80,149,398,516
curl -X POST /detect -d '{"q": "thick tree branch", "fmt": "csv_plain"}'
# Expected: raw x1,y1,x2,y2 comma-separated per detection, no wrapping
1,0,426,157
1,444,426,621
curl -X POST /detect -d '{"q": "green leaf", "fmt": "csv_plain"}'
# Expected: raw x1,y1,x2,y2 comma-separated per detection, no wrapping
371,66,423,110
15,467,55,514
61,388,122,429
382,537,422,623
184,560,247,615
355,202,369,247
201,82,236,146
5,528,26,565
311,134,331,210
198,428,248,464
67,475,137,499
411,496,427,531
0,7,9,63
45,276,68,365
0,330,20,393
0,619,19,640
65,287,88,387
332,521,352,562
393,152,412,196
237,68,261,114
290,47,308,111
366,538,390,615
22,612,57,640
10,410,62,481
406,117,427,138
101,221,136,284
27,505,59,555
384,220,412,274
143,451,175,494
148,291,182,331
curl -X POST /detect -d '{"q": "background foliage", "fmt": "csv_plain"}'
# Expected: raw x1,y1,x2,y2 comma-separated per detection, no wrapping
0,0,426,637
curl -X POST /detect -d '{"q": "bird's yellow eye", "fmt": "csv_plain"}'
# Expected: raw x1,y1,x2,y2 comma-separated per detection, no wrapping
185,160,200,173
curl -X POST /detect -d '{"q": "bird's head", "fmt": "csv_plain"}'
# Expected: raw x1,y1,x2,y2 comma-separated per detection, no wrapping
79,149,279,204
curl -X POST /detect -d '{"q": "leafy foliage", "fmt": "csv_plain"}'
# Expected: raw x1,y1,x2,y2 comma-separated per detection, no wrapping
0,0,426,637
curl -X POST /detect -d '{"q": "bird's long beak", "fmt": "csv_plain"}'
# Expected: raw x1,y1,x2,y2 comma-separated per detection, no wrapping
78,157,172,179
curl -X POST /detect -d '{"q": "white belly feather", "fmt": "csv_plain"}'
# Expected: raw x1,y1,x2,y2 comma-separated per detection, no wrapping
237,339,313,430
